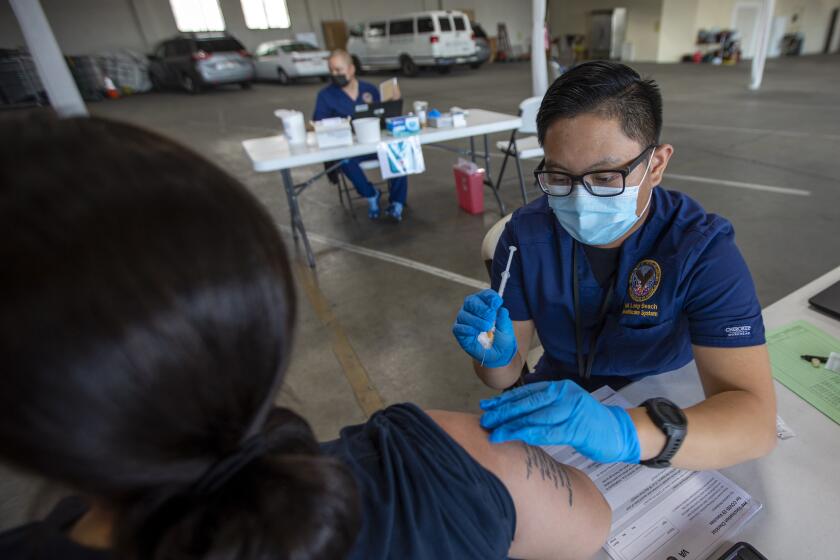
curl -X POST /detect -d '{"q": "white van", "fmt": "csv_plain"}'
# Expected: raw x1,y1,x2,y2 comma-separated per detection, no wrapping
347,11,480,76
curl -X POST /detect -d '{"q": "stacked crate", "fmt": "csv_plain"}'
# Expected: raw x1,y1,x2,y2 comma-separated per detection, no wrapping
0,49,46,106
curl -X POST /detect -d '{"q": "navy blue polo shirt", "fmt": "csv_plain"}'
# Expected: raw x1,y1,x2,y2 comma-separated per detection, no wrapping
313,80,380,121
492,187,765,383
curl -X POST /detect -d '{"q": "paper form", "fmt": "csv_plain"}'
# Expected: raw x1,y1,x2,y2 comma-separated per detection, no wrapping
766,320,840,425
543,387,761,560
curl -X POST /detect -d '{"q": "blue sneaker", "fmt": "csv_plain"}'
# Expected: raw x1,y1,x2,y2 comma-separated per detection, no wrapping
385,201,403,222
367,192,381,220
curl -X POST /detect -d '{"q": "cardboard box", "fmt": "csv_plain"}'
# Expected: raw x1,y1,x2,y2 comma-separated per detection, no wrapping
321,20,348,50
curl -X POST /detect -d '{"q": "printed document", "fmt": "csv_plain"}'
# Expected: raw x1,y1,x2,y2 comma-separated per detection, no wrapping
543,387,761,560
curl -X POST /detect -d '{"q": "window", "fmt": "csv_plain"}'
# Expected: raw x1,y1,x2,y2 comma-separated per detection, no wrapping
472,22,487,39
389,19,414,36
196,37,245,52
169,0,225,32
280,42,319,53
256,43,276,56
241,0,290,30
349,24,364,38
367,22,386,38
417,17,434,33
454,16,466,31
175,40,194,55
438,15,452,32
163,41,179,57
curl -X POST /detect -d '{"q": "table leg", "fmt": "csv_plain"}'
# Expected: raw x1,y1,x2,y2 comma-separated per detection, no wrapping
469,136,476,164
482,133,506,215
511,137,528,206
483,134,492,179
281,168,316,268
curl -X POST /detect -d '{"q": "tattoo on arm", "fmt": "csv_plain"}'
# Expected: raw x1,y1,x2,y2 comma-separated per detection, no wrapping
524,445,574,507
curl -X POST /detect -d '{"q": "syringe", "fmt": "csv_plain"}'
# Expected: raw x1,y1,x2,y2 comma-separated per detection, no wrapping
477,245,517,353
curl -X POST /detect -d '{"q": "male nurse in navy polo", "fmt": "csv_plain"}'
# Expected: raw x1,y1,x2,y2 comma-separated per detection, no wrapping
313,49,408,221
453,61,777,472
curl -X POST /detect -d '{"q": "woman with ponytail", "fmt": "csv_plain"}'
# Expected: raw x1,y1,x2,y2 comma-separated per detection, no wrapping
0,113,610,560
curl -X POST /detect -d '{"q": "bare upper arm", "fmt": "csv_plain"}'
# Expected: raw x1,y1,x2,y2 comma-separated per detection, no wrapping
693,344,775,405
513,319,535,360
427,409,610,560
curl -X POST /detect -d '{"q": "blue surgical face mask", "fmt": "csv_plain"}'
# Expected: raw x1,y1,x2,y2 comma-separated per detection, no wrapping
547,152,654,246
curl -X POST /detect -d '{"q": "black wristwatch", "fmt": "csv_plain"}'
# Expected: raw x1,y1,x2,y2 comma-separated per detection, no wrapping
639,398,687,468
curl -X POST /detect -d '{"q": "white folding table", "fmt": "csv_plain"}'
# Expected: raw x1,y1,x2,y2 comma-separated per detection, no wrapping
589,266,840,559
242,108,522,267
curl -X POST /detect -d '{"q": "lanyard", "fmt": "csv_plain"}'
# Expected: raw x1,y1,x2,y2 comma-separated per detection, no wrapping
572,241,617,380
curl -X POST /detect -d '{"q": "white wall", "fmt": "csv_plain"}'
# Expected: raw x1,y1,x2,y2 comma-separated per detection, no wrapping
694,0,738,29
4,0,834,63
441,1,535,52
657,0,701,61
0,0,534,56
542,0,839,64
693,0,840,55
0,0,149,53
776,0,840,53
548,0,665,62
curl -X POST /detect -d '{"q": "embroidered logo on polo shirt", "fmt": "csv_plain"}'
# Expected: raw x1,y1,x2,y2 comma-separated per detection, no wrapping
362,91,374,104
628,259,661,303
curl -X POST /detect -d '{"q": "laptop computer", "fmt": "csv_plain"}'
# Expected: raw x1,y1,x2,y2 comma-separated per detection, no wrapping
354,99,404,128
809,279,840,319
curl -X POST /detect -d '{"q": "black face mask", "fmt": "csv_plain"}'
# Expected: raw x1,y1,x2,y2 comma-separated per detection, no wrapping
330,74,349,87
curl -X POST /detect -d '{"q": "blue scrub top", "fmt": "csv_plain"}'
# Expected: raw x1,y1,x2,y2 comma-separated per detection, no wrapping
493,187,766,383
313,80,380,121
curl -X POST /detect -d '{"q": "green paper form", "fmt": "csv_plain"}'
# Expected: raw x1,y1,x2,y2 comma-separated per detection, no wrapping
767,320,840,425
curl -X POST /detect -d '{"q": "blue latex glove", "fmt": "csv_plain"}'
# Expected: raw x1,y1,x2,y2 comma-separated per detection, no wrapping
480,380,641,464
452,289,517,368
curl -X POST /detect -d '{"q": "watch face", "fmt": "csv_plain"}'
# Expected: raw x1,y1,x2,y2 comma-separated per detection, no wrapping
654,399,686,424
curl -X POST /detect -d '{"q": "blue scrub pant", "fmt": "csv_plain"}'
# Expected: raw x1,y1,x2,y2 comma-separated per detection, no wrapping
341,155,408,205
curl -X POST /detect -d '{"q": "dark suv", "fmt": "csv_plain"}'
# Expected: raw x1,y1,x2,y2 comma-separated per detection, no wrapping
148,33,255,93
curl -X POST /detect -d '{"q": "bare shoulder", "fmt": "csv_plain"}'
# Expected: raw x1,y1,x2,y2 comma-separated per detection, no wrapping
426,410,610,560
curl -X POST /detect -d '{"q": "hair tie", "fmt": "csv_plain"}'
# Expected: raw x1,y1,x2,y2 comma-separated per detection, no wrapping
191,433,270,496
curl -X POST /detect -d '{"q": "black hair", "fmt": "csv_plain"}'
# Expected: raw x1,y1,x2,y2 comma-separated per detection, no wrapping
537,60,663,147
0,112,360,559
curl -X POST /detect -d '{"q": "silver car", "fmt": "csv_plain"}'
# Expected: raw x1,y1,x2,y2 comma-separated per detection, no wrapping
148,33,255,94
254,40,330,85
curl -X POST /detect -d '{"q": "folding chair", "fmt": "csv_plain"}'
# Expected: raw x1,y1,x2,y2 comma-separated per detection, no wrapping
324,159,385,220
494,96,544,206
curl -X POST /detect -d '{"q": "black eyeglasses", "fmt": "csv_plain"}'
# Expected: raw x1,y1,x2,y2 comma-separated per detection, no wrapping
534,145,657,197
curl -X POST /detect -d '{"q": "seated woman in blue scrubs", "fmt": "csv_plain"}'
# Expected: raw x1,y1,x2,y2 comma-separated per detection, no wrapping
454,61,777,473
0,113,610,560
313,49,407,221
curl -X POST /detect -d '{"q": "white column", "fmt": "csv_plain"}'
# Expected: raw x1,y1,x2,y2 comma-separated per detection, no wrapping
531,0,548,97
750,0,776,91
10,0,87,117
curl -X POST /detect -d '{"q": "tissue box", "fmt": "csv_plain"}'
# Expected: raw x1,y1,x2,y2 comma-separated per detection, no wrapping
314,118,353,148
385,115,421,137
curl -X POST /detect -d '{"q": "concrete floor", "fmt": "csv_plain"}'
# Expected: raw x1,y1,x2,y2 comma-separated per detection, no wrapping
2,54,839,529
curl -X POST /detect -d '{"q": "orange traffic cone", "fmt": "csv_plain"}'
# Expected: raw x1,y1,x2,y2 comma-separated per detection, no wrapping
104,76,120,99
